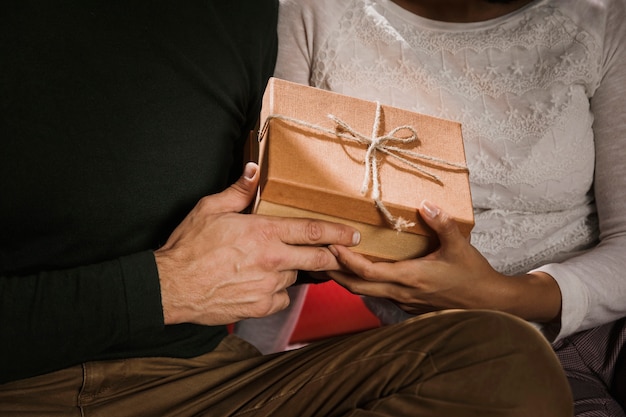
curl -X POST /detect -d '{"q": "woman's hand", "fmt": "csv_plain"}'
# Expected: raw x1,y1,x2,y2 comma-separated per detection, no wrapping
327,201,562,323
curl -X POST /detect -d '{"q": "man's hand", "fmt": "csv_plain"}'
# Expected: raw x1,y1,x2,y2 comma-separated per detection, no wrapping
154,162,360,326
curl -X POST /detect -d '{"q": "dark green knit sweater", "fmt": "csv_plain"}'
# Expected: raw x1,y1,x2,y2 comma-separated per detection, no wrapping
0,0,277,383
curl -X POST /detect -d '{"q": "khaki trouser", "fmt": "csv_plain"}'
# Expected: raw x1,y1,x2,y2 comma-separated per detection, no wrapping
0,310,573,417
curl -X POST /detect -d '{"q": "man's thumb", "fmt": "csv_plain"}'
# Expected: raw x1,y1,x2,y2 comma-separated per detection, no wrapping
207,162,260,214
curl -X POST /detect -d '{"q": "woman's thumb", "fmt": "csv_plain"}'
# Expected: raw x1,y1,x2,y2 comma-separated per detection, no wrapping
419,200,462,246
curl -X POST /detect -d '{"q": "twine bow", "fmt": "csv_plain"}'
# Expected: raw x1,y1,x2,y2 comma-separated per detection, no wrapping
259,102,468,231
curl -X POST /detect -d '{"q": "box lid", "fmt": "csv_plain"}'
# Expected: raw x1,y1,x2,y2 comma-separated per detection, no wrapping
256,77,473,238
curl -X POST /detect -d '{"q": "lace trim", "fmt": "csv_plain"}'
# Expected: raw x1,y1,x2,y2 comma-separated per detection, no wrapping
307,0,602,271
474,210,599,275
315,3,600,100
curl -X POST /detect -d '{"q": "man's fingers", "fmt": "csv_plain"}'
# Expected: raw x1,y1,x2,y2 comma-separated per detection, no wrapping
268,217,361,248
199,162,361,249
274,245,343,272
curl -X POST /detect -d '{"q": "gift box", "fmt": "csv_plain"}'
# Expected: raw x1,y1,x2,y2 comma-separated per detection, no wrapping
253,77,473,261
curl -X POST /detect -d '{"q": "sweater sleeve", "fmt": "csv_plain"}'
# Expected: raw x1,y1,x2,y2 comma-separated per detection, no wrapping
535,0,626,341
0,0,278,383
275,0,314,84
0,251,163,383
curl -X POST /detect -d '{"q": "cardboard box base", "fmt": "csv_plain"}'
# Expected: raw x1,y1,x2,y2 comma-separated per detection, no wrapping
256,200,434,262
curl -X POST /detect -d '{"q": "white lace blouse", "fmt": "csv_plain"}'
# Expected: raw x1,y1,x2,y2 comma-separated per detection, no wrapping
275,0,626,341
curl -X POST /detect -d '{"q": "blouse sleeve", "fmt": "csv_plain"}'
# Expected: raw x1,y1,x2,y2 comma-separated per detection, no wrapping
535,0,626,341
275,0,349,84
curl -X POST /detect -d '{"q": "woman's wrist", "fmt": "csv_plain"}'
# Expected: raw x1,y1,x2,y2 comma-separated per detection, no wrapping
503,271,562,323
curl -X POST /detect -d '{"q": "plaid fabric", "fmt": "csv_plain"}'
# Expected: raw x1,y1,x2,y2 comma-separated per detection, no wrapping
614,338,626,410
554,318,626,416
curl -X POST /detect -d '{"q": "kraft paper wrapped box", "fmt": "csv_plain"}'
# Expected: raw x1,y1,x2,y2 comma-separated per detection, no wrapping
253,77,473,262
